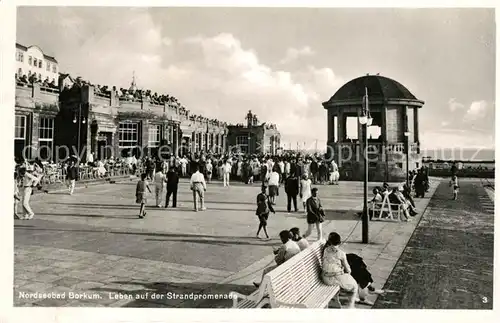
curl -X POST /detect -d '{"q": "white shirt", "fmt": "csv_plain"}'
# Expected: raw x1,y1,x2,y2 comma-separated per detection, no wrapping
180,158,188,167
296,238,310,251
285,162,291,173
154,171,166,186
223,163,232,174
267,171,280,186
331,161,338,172
190,171,207,190
278,161,285,173
23,172,40,187
267,159,274,172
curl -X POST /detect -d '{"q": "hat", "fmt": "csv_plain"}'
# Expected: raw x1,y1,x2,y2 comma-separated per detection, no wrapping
311,187,319,192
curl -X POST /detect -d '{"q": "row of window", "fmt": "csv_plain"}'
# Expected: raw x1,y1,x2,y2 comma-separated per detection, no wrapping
15,115,54,142
118,122,139,148
16,119,222,154
16,51,57,73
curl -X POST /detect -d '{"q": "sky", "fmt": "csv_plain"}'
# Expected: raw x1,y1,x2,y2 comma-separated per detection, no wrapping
16,7,495,151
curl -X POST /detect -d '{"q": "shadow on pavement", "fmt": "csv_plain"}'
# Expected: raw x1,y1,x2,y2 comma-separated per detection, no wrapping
145,237,277,247
15,225,280,246
34,212,134,219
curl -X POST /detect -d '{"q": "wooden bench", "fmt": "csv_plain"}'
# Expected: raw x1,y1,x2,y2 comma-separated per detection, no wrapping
370,193,404,221
229,240,340,308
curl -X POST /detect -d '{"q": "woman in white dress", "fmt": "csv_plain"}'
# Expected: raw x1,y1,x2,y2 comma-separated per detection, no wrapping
300,174,312,214
237,159,243,180
97,160,107,177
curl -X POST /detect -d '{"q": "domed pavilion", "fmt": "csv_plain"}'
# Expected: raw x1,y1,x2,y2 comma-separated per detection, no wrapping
322,74,424,182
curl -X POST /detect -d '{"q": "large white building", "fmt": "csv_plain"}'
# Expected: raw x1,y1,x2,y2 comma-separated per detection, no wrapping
15,43,58,83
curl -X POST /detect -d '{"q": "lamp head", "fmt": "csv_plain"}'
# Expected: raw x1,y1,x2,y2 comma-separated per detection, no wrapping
404,131,410,137
359,116,368,125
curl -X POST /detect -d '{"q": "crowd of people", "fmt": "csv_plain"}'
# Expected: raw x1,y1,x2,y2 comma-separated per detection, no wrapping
15,72,58,89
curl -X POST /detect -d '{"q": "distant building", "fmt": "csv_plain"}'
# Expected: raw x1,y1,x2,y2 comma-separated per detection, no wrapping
52,73,228,161
16,43,58,84
226,110,281,155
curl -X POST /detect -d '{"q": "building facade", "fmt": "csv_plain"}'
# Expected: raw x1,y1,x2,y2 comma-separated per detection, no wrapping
14,81,59,161
226,110,281,155
16,43,58,83
53,78,228,162
323,75,424,182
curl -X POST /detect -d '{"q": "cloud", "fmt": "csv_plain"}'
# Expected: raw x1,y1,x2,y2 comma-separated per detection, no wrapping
447,98,464,111
17,8,344,146
464,100,488,121
280,46,315,64
165,34,342,141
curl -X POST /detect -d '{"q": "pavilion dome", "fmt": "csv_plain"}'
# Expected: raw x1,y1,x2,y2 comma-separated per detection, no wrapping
328,75,418,102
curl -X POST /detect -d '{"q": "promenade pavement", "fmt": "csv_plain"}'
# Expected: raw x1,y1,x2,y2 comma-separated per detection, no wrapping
14,177,439,308
373,180,494,309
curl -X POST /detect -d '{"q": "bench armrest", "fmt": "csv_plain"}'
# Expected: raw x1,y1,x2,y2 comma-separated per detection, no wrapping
273,299,308,308
229,289,267,308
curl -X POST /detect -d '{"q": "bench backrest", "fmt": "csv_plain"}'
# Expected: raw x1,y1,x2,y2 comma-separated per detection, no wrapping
263,240,325,305
374,194,400,210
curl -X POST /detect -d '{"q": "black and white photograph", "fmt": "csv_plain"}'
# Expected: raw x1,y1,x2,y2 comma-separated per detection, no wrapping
2,1,497,321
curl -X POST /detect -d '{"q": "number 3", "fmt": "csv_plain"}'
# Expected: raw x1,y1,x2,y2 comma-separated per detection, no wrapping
482,296,488,303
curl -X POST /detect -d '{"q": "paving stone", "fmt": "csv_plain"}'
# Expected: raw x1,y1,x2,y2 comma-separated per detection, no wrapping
30,273,63,283
15,180,442,308
373,181,494,309
13,279,30,288
52,262,83,270
71,281,105,290
16,281,56,294
14,271,39,281
52,277,84,288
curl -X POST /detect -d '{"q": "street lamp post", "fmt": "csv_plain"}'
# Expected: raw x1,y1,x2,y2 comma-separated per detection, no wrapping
359,87,373,244
73,103,87,159
404,108,411,186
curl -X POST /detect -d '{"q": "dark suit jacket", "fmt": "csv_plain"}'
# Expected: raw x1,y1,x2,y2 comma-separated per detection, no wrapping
285,176,299,195
166,171,179,190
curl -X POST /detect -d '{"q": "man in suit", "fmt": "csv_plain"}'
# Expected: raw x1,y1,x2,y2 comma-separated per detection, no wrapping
285,173,299,212
165,166,180,208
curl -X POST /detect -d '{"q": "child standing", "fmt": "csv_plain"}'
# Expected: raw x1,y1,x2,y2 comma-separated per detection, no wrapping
450,175,459,200
136,173,152,218
256,186,275,239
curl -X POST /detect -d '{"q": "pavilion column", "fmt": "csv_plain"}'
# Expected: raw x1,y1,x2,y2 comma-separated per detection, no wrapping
338,111,344,142
327,110,334,143
381,106,387,143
